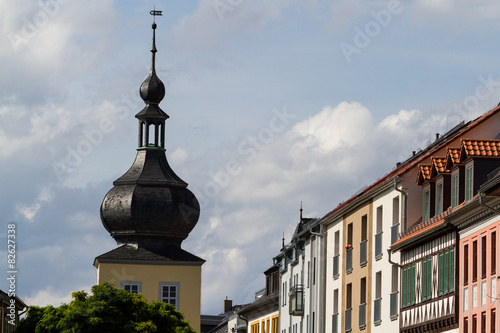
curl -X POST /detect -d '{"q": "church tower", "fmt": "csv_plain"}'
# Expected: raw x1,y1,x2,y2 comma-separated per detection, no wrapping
94,15,204,331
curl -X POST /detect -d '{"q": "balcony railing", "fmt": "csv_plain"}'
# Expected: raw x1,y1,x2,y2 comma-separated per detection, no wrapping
360,240,367,266
346,247,353,273
375,232,382,258
391,223,399,244
390,291,398,319
333,254,339,278
359,303,366,328
332,313,339,333
345,308,352,332
374,298,381,324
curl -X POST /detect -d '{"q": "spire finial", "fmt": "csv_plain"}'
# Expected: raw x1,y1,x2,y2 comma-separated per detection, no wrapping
149,8,162,73
300,201,303,220
282,232,285,248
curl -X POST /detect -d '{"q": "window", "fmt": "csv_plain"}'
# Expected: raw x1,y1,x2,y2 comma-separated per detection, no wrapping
466,166,473,202
452,174,459,209
374,271,382,323
392,196,400,244
423,190,430,222
283,281,287,306
422,258,432,301
271,316,279,333
464,244,469,285
360,216,368,265
313,257,316,285
473,240,478,282
390,265,398,318
464,317,469,333
472,314,477,333
251,321,260,333
334,231,340,278
436,183,443,216
375,206,383,258
402,265,415,307
346,283,352,309
159,282,180,309
491,309,496,333
439,249,454,295
307,261,310,287
120,281,141,294
481,311,486,333
482,235,487,279
333,289,339,333
492,232,497,275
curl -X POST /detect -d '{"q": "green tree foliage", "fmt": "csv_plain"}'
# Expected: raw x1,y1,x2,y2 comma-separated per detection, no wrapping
15,283,196,333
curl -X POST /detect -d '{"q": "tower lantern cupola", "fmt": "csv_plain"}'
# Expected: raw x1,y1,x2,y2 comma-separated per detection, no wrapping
99,19,200,250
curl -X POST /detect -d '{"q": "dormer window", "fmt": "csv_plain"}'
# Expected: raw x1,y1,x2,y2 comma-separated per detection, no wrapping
465,166,473,202
423,190,430,222
436,182,443,215
452,174,459,209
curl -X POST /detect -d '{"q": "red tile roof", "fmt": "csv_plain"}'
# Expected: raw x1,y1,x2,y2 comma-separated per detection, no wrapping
432,156,448,174
459,139,500,162
445,147,461,170
416,164,432,185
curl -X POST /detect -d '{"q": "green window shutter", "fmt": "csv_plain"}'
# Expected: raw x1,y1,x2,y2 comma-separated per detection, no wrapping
402,268,407,307
428,259,432,298
439,254,444,295
449,250,454,292
444,252,449,294
421,261,426,301
411,265,415,305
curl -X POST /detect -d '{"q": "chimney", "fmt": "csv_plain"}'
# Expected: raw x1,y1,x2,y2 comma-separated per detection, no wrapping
224,297,232,313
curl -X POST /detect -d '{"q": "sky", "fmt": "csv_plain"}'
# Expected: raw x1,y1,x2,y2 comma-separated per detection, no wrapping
2,0,500,316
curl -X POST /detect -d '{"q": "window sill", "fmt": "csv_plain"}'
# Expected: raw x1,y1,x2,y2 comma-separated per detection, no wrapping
359,325,366,331
374,320,382,326
346,269,352,275
360,261,367,268
334,274,339,280
375,254,383,261
390,315,398,321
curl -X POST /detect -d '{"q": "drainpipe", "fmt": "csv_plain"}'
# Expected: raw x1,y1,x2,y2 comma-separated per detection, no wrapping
394,177,407,234
235,314,248,333
309,225,325,333
387,248,402,268
479,193,500,214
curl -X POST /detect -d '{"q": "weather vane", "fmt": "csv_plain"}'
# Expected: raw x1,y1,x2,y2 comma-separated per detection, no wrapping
150,6,162,23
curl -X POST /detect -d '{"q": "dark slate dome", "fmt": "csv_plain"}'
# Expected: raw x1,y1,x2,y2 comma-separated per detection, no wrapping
140,70,165,105
100,21,200,250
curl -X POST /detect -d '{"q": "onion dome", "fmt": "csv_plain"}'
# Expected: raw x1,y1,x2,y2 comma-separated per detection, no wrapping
100,21,200,250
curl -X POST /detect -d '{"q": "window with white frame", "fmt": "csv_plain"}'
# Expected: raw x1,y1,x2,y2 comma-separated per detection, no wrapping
466,166,473,202
452,174,459,209
159,282,180,309
436,182,443,216
423,190,430,222
120,281,142,294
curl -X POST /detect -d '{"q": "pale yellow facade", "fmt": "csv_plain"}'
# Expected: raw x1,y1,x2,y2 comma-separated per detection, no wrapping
342,202,373,333
96,261,202,332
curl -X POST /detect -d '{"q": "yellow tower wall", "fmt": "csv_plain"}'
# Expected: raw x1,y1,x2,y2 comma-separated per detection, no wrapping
96,262,202,332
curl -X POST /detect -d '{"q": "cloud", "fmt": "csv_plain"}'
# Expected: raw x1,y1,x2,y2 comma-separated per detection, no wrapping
24,285,91,308
185,100,453,311
16,187,55,222
408,0,500,29
173,0,289,52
